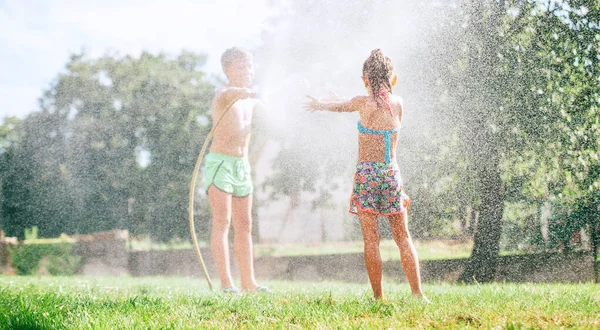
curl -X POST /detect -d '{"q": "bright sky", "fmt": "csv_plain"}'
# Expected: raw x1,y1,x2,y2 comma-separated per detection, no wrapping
0,0,276,120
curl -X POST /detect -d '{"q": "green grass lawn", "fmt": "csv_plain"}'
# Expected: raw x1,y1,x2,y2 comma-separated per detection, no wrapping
1,276,598,329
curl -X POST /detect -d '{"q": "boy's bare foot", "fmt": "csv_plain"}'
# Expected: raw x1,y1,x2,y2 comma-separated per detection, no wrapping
254,285,271,293
222,287,241,294
243,285,272,293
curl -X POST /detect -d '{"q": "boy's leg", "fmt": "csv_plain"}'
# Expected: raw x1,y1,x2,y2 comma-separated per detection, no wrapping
388,211,424,296
232,194,259,291
358,212,383,299
208,185,235,289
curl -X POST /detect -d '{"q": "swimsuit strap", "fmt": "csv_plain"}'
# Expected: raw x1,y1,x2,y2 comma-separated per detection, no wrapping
357,121,400,135
357,122,400,163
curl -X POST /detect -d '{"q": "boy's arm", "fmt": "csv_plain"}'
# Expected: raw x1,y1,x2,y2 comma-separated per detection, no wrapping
304,95,361,113
215,87,255,110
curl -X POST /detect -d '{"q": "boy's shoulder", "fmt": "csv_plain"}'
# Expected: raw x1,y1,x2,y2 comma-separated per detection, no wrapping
213,87,230,100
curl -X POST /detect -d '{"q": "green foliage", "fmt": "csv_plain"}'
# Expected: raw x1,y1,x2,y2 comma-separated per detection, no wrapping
498,0,600,250
24,226,39,240
7,244,45,275
0,51,214,241
548,192,600,251
7,243,81,276
0,117,21,153
500,202,539,252
46,244,82,276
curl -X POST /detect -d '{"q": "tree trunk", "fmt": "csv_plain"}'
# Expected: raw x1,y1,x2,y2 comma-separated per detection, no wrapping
457,0,506,283
459,205,471,237
459,148,504,283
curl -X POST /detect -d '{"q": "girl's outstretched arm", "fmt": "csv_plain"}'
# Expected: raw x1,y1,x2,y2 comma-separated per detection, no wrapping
304,95,361,113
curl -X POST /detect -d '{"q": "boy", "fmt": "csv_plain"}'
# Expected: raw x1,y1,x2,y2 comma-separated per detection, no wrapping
204,47,268,293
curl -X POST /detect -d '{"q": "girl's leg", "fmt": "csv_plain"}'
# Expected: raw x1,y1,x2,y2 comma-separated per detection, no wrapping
358,212,384,299
208,186,235,289
231,194,259,291
388,210,424,296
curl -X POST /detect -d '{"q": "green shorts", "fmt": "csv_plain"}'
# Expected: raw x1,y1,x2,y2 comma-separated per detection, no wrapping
204,152,253,197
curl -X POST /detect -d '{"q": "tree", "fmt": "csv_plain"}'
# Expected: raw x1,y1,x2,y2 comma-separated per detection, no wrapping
457,0,599,282
454,0,511,283
540,0,600,265
0,117,23,236
0,51,215,241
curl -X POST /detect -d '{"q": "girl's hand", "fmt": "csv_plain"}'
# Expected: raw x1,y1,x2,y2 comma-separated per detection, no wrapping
303,95,321,112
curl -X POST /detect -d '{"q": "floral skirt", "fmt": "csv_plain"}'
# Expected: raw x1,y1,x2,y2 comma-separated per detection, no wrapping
349,162,410,216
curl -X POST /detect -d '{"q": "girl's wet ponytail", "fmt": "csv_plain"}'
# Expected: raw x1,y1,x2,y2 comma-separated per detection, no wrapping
376,88,392,116
363,49,394,116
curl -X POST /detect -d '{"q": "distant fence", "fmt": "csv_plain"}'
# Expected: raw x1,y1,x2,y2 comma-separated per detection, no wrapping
0,231,597,283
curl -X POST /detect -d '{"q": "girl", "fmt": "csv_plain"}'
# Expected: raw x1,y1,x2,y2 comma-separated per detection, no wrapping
305,49,426,300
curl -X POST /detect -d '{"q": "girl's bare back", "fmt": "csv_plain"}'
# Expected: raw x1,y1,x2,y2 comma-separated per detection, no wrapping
357,95,403,163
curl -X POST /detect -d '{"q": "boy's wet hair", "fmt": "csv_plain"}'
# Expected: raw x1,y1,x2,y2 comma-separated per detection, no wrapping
221,47,252,70
363,49,394,111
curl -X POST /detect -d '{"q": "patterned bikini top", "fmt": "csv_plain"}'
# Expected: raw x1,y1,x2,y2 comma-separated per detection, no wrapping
357,121,400,163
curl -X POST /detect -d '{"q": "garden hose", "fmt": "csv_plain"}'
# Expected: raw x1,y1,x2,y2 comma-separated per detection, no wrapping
188,99,239,291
